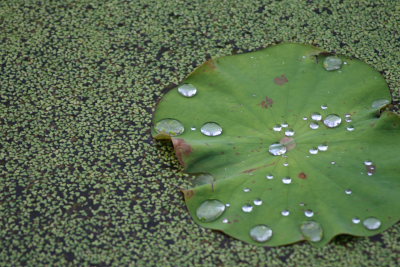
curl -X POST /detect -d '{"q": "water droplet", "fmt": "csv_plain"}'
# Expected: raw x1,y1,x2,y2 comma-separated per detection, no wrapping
222,218,229,223
364,160,373,166
282,177,292,184
318,144,328,151
352,217,360,224
249,225,273,242
363,217,381,230
285,129,295,137
281,122,288,128
371,99,390,109
201,122,222,136
266,174,274,180
367,172,373,176
346,126,355,131
225,203,230,207
345,189,352,195
345,118,352,123
299,202,305,206
273,125,282,132
311,112,322,121
268,143,287,156
243,188,251,193
281,210,290,216
309,148,318,155
253,199,263,206
190,127,196,131
300,221,323,242
155,119,185,136
310,122,319,129
323,114,342,128
331,161,336,165
303,117,308,120
242,204,253,213
283,162,289,167
345,113,351,118
321,105,328,110
343,61,348,65
178,84,197,97
323,56,343,71
192,173,214,187
196,200,225,222
305,210,314,217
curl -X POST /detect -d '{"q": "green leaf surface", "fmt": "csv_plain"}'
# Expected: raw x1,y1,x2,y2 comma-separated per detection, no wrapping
152,43,400,246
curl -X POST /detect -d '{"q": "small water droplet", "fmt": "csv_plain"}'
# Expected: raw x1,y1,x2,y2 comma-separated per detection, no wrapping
300,221,323,242
343,61,348,65
285,129,295,137
303,117,308,120
201,122,222,136
345,118,352,123
253,199,263,206
192,173,214,187
225,203,230,207
299,202,305,206
155,119,185,136
321,105,328,110
281,122,289,128
282,177,292,184
273,125,282,132
309,148,318,155
352,217,360,224
190,127,197,131
268,143,287,156
283,162,289,167
281,210,290,216
178,84,197,97
323,56,343,71
266,174,274,180
249,225,273,242
371,99,390,109
363,217,381,230
345,113,351,118
331,161,336,165
242,204,253,213
310,122,319,129
345,189,352,195
346,126,355,131
364,160,373,166
318,144,328,151
196,200,225,222
243,188,251,193
222,218,229,223
367,172,373,176
311,112,322,121
305,210,314,217
324,114,342,128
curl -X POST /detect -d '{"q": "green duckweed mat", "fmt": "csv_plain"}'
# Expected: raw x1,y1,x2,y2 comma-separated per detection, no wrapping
1,0,399,266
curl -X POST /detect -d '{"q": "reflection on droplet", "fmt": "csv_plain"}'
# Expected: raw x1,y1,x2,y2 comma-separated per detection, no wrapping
266,174,274,180
352,217,360,224
346,126,355,131
345,189,352,195
345,118,352,123
310,122,319,129
273,125,282,132
321,105,328,110
364,160,373,166
178,84,197,97
283,162,289,167
324,114,342,128
318,144,328,151
282,177,292,184
300,221,323,242
323,56,343,71
253,199,263,206
285,129,295,137
155,119,185,136
250,225,273,242
281,122,289,128
311,113,322,121
242,204,253,213
222,218,229,224
225,203,230,207
201,122,222,136
269,143,287,156
345,114,351,118
309,148,318,155
281,210,290,216
243,188,251,193
196,200,225,222
331,161,336,165
363,217,381,230
305,210,314,217
371,99,390,109
192,173,214,187
190,127,196,131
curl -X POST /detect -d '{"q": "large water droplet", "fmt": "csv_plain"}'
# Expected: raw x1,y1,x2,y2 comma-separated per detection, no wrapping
266,174,274,180
196,200,225,222
242,204,253,213
309,148,318,155
371,99,390,109
323,56,343,71
201,122,222,136
250,225,273,242
285,129,295,137
352,217,360,224
178,84,197,97
192,173,214,187
323,114,342,128
155,119,185,136
282,177,292,184
310,122,319,129
269,143,287,156
311,113,322,121
363,217,381,230
273,125,282,132
281,210,290,216
318,144,328,151
300,221,323,242
305,210,314,217
253,199,263,206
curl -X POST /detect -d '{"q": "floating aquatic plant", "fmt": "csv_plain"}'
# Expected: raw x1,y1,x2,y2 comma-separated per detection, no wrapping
152,43,400,246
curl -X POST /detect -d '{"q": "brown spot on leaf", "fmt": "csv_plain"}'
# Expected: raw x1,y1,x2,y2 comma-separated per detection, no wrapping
242,161,277,174
280,137,296,151
298,172,307,179
181,189,195,200
258,96,274,109
172,138,193,167
203,59,217,72
274,74,288,85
